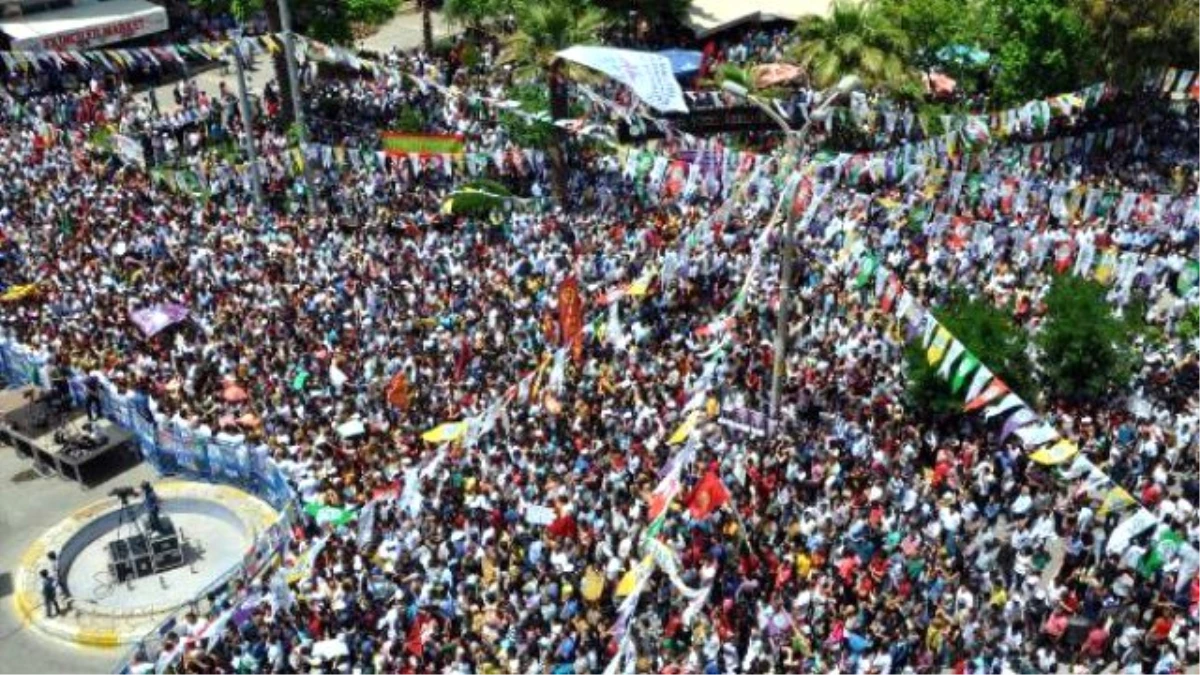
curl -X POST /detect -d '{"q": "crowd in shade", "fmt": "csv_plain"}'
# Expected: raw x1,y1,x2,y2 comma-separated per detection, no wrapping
0,25,1197,675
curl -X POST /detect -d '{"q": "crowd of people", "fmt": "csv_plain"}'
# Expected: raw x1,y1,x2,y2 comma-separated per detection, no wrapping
0,22,1197,675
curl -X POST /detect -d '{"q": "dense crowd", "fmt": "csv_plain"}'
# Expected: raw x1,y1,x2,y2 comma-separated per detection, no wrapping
1,28,1197,675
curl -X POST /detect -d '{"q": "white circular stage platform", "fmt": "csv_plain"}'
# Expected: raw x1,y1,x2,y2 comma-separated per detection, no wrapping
14,480,280,645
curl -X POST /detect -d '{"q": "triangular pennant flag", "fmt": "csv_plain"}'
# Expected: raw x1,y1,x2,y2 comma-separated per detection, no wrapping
951,353,980,393
1013,423,1060,448
983,393,1025,420
936,340,966,379
926,327,953,366
999,407,1038,442
1098,486,1136,516
964,365,994,402
1029,438,1078,465
921,314,939,349
964,378,1008,412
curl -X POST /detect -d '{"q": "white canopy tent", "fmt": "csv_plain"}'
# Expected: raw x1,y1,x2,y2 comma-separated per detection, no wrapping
686,0,832,38
0,0,168,51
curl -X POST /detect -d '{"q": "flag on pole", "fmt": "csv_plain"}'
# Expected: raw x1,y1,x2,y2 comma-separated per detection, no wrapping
687,467,730,520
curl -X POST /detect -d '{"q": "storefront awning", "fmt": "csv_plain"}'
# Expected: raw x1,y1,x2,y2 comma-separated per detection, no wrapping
687,0,832,38
0,0,169,51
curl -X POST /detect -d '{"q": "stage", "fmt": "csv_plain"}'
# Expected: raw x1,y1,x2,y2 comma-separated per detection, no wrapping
0,387,140,488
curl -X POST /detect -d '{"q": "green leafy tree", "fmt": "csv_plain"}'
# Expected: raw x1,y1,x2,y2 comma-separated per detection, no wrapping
791,0,916,93
1036,275,1141,404
1179,306,1200,344
346,0,403,26
905,290,1035,417
878,0,994,65
500,0,610,201
987,0,1095,105
1072,0,1199,88
593,0,691,43
444,0,516,33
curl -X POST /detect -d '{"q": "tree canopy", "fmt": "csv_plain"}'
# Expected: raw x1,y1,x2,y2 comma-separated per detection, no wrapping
791,0,916,93
1036,275,1142,404
905,290,1035,418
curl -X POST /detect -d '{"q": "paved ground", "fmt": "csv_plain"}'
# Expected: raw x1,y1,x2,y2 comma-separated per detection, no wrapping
0,434,156,673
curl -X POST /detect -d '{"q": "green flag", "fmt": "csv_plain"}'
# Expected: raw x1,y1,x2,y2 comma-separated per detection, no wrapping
951,353,981,394
855,255,879,289
1138,530,1184,578
304,501,357,527
1177,261,1199,295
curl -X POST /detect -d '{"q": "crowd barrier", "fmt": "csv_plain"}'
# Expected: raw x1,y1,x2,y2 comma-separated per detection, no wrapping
0,334,301,673
0,335,295,511
112,502,297,674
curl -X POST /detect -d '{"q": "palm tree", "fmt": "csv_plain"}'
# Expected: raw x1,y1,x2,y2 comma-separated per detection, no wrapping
443,0,515,35
421,0,434,53
500,0,610,201
791,0,914,92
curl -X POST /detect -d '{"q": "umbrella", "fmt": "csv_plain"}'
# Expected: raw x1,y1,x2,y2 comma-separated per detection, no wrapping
222,384,249,403
657,49,704,77
924,72,957,97
936,44,990,67
751,63,804,89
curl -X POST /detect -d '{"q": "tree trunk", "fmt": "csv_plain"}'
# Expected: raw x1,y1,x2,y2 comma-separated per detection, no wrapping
422,0,434,53
547,60,569,203
264,0,293,124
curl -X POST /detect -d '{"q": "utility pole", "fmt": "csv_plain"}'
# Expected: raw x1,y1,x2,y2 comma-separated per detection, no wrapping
721,76,861,421
277,0,318,214
231,35,264,211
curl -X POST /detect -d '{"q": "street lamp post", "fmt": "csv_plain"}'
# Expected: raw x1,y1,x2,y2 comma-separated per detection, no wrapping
276,0,319,214
721,76,861,421
231,33,265,212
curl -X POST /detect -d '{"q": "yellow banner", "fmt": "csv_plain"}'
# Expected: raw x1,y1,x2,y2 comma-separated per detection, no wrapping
1029,439,1078,465
421,421,467,444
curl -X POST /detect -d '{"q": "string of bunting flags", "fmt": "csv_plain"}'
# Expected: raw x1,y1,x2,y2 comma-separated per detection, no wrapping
840,235,1199,591
0,34,284,74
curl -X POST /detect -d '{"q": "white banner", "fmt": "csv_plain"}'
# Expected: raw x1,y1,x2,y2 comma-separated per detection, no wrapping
556,46,688,113
113,133,145,166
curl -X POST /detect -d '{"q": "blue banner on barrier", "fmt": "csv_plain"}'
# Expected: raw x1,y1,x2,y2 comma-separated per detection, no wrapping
0,339,295,513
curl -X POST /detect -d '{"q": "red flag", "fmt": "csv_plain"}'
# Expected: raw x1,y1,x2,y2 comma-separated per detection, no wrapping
386,371,410,410
406,613,436,656
964,379,1009,412
558,276,584,362
453,335,472,382
687,468,730,520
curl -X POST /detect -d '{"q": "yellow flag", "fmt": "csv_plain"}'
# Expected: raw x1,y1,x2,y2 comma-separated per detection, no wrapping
421,421,467,443
1029,439,1078,465
627,266,656,297
615,567,638,597
1099,486,1136,516
926,327,952,366
0,283,37,302
668,411,700,445
581,567,604,601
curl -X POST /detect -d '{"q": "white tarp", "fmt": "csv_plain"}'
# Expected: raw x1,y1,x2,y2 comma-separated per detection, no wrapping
687,0,831,38
556,46,688,114
0,0,168,51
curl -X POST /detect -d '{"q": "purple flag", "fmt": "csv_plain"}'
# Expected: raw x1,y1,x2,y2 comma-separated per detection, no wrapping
130,303,189,338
